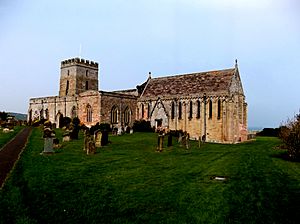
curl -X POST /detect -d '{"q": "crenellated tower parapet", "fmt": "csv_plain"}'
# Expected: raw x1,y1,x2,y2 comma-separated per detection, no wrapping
61,57,99,69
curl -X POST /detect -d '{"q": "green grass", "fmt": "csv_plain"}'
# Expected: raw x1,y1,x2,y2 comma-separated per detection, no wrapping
1,129,300,224
0,126,24,149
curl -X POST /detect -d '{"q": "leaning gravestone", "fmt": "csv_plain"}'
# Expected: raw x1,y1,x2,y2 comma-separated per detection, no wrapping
95,130,102,147
87,137,96,155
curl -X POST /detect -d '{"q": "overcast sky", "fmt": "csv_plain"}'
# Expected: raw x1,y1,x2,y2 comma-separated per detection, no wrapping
0,0,299,128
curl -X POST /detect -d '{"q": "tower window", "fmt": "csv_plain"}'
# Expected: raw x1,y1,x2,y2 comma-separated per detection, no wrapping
66,80,69,95
85,81,89,90
209,99,213,119
86,70,88,77
67,70,70,76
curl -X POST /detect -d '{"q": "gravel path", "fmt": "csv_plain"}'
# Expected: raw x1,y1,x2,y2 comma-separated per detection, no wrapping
0,127,32,188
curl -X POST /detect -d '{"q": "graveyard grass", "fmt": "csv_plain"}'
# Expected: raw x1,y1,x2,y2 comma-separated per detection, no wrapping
1,128,300,224
0,126,24,148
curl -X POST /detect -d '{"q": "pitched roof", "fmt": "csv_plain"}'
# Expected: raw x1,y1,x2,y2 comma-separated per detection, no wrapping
140,68,236,99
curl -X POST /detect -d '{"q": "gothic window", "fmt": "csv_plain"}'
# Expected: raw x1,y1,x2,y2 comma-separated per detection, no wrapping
71,106,77,119
67,70,70,76
86,70,88,77
111,106,118,124
45,109,49,120
86,104,92,122
141,104,144,118
124,107,131,125
196,100,200,118
66,80,69,95
189,101,193,119
217,99,221,120
147,103,151,118
85,81,89,90
209,99,213,119
178,101,182,119
171,101,175,119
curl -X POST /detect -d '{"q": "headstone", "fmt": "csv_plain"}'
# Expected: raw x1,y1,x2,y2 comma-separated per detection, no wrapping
157,131,164,152
87,138,96,155
53,138,60,148
95,130,102,147
101,130,109,146
83,130,90,151
43,137,54,154
130,129,133,134
117,127,123,135
178,132,182,145
63,135,70,142
185,133,190,150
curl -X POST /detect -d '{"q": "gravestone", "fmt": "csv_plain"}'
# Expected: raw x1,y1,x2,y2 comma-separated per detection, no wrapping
157,131,164,152
178,132,183,146
95,130,102,147
185,133,190,150
87,138,96,155
83,130,90,151
43,137,54,154
101,130,109,146
130,129,133,134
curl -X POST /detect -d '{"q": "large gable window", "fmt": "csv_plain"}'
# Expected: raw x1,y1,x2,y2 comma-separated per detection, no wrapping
86,104,93,122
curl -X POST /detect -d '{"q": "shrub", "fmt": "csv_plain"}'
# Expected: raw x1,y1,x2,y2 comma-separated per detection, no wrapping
279,112,300,159
132,120,153,132
257,128,280,137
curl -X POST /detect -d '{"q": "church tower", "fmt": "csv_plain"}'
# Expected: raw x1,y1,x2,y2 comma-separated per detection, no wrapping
59,58,99,97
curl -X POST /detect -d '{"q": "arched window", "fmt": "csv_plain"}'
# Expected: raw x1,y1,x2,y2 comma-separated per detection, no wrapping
217,99,221,120
141,103,144,118
147,103,151,118
196,100,200,118
209,99,213,119
111,106,118,124
171,101,175,119
85,81,89,90
86,105,93,122
178,101,182,119
189,101,193,119
124,107,131,125
71,106,77,119
66,80,69,95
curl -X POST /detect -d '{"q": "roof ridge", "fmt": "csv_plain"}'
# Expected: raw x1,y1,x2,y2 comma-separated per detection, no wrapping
151,67,235,80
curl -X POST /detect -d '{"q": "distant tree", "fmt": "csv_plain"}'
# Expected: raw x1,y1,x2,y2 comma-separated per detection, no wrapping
257,128,280,137
0,111,8,121
279,111,300,160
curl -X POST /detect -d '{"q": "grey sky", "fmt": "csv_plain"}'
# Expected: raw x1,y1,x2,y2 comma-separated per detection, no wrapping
0,0,299,128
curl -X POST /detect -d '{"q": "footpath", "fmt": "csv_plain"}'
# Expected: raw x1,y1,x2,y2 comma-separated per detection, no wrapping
0,127,32,188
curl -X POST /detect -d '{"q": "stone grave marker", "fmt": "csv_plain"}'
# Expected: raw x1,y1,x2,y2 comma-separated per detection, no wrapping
94,130,102,148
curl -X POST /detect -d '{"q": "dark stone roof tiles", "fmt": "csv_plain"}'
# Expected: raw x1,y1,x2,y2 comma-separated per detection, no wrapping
140,68,235,99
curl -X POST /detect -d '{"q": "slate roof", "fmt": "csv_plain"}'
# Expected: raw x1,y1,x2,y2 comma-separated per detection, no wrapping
140,68,236,99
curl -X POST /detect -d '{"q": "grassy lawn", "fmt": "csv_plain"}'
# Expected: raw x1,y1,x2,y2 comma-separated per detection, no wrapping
0,126,24,149
0,128,299,223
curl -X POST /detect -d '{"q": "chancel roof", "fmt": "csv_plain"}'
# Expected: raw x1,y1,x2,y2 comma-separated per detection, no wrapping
140,68,236,99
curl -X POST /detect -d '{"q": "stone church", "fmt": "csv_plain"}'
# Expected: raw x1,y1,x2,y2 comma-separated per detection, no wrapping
28,57,247,143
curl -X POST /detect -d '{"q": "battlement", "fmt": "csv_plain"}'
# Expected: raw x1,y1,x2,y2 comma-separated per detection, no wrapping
61,58,99,68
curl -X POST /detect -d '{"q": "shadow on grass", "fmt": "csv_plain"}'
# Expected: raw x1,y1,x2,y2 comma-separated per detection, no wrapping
272,151,300,163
